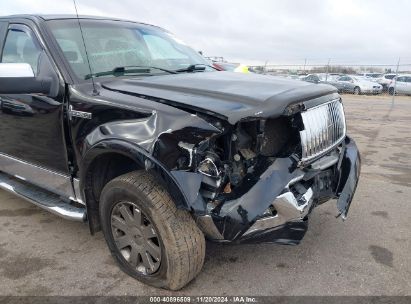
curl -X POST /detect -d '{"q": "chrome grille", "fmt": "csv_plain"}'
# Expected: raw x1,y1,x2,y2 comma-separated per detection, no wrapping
299,99,346,161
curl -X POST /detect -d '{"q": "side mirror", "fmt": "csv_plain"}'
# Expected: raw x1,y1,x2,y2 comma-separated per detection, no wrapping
0,52,58,97
0,63,52,95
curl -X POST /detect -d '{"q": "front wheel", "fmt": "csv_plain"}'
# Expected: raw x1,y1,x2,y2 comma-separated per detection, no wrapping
353,86,361,95
388,87,396,95
100,171,205,290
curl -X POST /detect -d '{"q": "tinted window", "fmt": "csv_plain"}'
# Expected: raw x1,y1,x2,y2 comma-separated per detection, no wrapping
385,74,396,79
405,77,411,83
397,76,406,82
1,28,42,74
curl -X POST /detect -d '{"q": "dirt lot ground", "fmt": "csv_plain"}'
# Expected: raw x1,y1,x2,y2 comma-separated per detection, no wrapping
0,94,410,296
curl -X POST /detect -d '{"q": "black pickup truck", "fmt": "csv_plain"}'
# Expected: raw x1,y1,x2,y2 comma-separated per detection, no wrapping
0,15,360,290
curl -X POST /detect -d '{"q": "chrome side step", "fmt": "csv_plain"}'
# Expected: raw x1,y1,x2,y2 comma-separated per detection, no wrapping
0,171,86,222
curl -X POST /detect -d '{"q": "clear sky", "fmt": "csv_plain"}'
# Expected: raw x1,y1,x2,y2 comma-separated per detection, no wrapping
1,0,410,67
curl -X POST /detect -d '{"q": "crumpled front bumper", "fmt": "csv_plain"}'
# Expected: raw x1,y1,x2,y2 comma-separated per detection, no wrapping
199,136,361,244
335,136,361,218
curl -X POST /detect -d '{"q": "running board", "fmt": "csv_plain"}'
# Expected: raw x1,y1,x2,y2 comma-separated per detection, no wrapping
0,171,86,222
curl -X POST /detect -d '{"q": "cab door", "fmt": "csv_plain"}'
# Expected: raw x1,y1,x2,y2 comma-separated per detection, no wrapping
0,22,73,198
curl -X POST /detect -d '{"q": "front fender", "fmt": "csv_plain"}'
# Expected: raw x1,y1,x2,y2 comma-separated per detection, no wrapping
80,138,198,212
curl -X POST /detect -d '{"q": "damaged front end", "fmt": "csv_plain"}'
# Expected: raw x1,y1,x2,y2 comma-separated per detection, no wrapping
172,97,361,245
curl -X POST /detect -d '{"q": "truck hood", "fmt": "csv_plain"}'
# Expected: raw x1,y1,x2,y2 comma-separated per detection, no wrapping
102,71,338,124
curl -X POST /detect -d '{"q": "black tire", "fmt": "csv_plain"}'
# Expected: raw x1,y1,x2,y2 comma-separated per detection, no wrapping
99,170,205,290
389,87,395,95
353,86,361,95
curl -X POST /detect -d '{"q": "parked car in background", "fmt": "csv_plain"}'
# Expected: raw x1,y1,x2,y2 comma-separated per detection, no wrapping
212,62,252,73
317,73,342,82
332,75,382,95
389,74,411,95
320,75,345,91
233,64,252,73
212,62,238,71
376,73,397,91
359,72,383,80
300,74,320,84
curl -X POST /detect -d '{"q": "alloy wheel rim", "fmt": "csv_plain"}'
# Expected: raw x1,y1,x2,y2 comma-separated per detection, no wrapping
110,201,161,275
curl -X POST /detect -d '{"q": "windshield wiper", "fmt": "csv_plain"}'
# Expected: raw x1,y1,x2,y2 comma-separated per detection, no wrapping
85,65,177,79
174,64,211,73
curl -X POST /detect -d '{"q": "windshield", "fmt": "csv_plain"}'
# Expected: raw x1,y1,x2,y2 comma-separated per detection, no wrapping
47,19,211,80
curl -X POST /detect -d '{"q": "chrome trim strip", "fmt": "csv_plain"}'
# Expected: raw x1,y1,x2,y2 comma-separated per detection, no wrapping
0,153,75,199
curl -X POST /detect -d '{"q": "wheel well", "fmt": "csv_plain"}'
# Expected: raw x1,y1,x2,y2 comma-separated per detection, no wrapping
84,153,141,234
